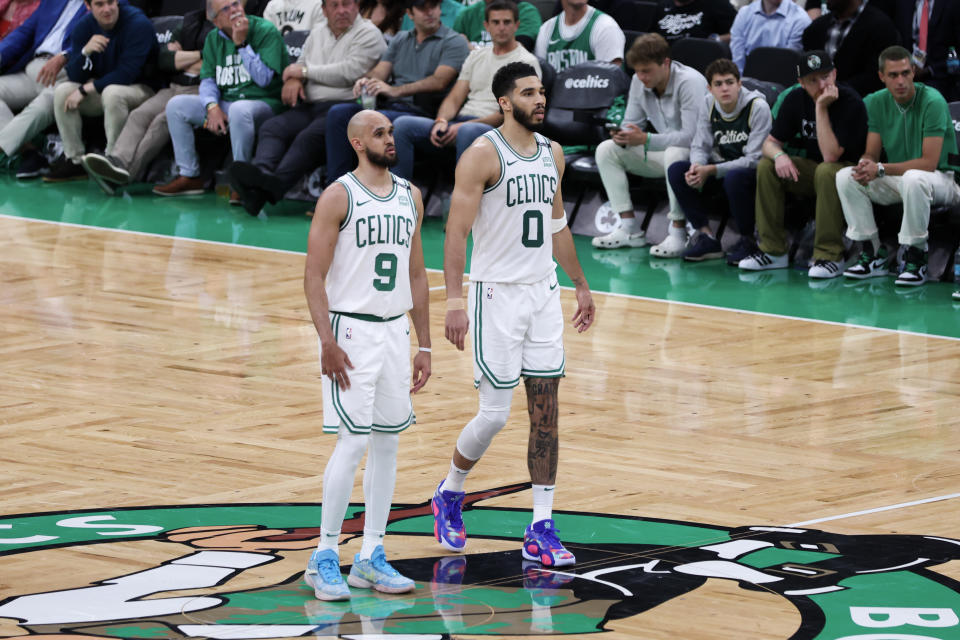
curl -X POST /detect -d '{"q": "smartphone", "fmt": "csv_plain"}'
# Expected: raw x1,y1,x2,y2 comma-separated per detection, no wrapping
604,122,621,132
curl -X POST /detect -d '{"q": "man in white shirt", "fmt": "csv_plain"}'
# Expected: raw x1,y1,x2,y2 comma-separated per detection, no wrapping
534,0,623,73
391,0,539,180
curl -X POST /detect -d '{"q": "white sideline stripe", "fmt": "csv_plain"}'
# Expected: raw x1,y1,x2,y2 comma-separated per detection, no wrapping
787,492,960,527
3,213,960,343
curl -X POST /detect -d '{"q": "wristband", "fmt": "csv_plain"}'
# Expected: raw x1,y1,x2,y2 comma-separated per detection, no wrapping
418,347,432,353
446,298,464,311
773,151,785,161
206,102,218,111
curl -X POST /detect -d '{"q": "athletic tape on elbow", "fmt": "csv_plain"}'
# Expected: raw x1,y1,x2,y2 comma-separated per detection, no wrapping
456,382,513,460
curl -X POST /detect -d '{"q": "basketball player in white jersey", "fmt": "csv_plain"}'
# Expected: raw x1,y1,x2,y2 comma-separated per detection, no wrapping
303,110,432,599
432,62,595,566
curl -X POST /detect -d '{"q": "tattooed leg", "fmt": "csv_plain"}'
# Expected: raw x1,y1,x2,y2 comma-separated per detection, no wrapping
525,377,559,485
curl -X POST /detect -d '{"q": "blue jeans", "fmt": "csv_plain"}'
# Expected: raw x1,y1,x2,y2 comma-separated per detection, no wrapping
325,101,426,185
667,162,757,236
166,94,275,178
391,114,492,180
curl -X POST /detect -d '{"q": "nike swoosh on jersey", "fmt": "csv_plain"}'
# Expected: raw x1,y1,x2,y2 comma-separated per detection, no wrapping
356,200,371,207
506,159,519,166
548,38,561,46
549,282,558,290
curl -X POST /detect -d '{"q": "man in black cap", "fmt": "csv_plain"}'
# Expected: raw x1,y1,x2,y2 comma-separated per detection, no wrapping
738,49,867,280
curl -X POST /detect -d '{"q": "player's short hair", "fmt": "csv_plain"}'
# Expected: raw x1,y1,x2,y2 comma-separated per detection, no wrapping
485,0,518,21
625,33,670,67
492,61,539,103
704,59,739,84
878,45,912,72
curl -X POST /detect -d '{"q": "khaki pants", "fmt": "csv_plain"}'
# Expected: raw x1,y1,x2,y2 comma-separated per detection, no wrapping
836,167,960,249
755,156,850,261
110,83,198,181
595,139,689,220
53,81,154,160
0,57,68,156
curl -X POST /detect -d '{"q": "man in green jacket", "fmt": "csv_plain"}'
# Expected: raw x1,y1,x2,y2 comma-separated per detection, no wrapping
154,0,287,198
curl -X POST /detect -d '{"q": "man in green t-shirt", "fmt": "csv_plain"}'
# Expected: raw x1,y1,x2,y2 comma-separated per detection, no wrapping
453,0,541,51
836,45,960,288
154,0,288,198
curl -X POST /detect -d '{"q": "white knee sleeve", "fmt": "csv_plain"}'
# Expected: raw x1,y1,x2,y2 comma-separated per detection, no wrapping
456,379,513,461
321,428,369,536
362,432,399,536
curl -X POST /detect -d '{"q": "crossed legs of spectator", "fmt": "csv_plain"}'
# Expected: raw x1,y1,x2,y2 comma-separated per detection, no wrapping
0,57,68,178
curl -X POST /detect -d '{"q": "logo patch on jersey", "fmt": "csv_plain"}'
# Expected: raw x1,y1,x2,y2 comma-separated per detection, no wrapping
542,155,553,168
399,195,409,207
486,287,494,300
345,327,353,340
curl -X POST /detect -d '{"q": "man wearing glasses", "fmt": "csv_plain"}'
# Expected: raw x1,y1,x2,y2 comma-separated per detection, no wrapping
155,0,287,198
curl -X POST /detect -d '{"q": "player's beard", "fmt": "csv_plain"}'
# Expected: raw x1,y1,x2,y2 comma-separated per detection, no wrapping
512,102,544,133
367,148,398,168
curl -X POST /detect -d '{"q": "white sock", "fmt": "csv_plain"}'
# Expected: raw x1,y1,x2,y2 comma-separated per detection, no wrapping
360,432,398,559
318,427,369,555
443,461,470,493
668,223,686,237
620,216,639,233
868,236,880,253
532,484,555,524
360,529,384,559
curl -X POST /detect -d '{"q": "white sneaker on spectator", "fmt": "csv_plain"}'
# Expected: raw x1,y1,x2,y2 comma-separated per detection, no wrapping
649,228,688,258
738,250,788,270
591,226,647,249
807,259,844,279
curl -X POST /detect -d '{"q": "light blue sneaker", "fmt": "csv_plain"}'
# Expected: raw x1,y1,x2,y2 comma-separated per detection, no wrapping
305,549,350,601
347,545,416,594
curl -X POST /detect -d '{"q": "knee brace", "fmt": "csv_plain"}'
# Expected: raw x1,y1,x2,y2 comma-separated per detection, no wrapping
456,379,513,461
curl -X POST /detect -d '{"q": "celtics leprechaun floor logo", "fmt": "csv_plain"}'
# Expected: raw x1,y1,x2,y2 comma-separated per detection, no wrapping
1,483,959,639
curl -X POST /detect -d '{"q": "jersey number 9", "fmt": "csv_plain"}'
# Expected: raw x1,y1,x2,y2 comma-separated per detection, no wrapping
373,252,397,291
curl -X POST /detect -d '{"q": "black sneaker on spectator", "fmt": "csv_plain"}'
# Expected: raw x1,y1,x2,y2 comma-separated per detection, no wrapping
15,148,48,179
895,246,928,286
681,233,723,261
844,244,889,279
724,236,757,266
43,155,87,182
81,153,130,187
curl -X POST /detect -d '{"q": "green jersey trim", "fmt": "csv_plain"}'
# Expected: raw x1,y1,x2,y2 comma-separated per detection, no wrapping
345,171,399,202
331,311,405,323
483,132,507,194
472,281,521,389
335,180,354,231
492,128,544,161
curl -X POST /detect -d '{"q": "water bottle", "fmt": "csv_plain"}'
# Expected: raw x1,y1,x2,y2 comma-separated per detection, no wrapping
953,246,960,300
948,47,960,76
358,85,376,110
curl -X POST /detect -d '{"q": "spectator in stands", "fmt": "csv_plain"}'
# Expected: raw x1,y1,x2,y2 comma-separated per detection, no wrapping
323,0,468,185
0,0,87,177
802,0,900,97
591,33,706,256
262,0,323,33
837,45,960,288
390,0,538,179
667,58,771,263
45,0,157,181
655,0,736,44
0,0,41,40
399,0,459,31
534,0,623,73
729,0,809,72
228,0,384,214
154,0,287,197
359,0,406,37
739,49,866,279
804,0,819,20
891,0,959,102
80,8,214,192
453,0,539,50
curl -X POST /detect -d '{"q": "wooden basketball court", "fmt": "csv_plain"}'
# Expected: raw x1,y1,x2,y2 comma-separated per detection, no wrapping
2,214,959,640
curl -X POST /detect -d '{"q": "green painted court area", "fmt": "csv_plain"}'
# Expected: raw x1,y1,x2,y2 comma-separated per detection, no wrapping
4,175,959,339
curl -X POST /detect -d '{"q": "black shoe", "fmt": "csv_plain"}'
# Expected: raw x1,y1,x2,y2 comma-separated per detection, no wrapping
43,155,87,182
231,161,286,203
15,149,48,179
81,153,130,188
725,235,758,266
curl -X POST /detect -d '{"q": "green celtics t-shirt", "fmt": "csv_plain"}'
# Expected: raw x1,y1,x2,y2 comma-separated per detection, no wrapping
200,15,288,112
864,82,959,172
453,1,542,48
543,7,602,72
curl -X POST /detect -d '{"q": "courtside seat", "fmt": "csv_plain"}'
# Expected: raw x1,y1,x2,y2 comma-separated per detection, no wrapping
744,46,802,88
670,37,730,75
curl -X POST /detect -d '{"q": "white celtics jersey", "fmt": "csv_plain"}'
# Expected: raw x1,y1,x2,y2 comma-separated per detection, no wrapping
326,172,417,318
469,129,559,284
